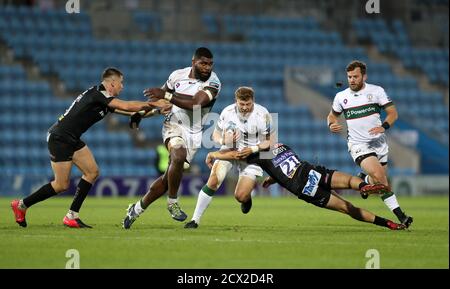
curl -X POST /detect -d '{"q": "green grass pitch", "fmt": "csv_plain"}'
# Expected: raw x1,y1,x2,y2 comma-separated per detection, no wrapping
0,195,448,268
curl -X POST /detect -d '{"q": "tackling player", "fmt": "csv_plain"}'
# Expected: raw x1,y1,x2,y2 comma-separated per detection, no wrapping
10,67,168,228
205,143,407,231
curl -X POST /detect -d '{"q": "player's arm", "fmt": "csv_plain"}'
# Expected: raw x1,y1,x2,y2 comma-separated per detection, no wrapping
262,176,276,188
108,98,153,112
144,87,218,110
327,110,343,133
205,149,239,168
369,104,398,135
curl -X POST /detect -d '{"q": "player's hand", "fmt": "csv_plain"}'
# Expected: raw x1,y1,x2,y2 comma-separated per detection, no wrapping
205,153,215,169
129,112,142,129
151,99,172,115
369,126,385,135
262,176,276,188
223,130,240,147
143,88,165,99
237,147,253,159
329,123,343,133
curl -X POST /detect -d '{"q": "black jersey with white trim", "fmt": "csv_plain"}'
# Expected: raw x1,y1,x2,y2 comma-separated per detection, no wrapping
48,84,115,140
247,143,309,194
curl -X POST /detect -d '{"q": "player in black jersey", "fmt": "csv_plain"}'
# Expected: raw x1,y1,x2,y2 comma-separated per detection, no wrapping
194,143,407,230
11,67,170,228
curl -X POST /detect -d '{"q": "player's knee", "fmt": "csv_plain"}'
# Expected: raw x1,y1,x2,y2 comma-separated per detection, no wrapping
207,174,220,190
234,191,250,203
371,170,387,185
170,148,187,165
85,167,99,182
51,181,70,193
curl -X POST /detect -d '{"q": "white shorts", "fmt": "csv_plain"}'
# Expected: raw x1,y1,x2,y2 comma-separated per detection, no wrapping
162,121,202,164
213,159,263,181
348,136,389,165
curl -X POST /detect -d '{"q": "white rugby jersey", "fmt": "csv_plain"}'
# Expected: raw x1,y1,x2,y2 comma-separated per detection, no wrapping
165,67,221,134
217,103,273,150
332,82,394,144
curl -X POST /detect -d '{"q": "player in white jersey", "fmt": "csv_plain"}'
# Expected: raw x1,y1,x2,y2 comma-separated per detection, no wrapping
122,47,221,228
184,86,276,228
327,60,413,228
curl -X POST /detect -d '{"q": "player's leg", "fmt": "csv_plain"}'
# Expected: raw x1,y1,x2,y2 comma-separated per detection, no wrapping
166,137,188,221
235,163,263,214
381,163,413,227
234,176,257,214
11,134,74,227
324,191,405,230
360,156,412,226
122,173,168,229
185,160,232,228
66,144,99,228
330,171,388,196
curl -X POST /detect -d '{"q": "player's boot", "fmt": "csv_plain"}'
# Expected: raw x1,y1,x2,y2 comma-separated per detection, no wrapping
400,215,413,229
387,220,406,230
122,203,139,229
241,198,252,214
184,220,199,229
63,216,92,228
360,183,389,199
11,200,27,227
168,202,187,222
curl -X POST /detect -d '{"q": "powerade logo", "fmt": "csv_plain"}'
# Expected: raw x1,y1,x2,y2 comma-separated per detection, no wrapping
344,104,380,120
302,170,322,197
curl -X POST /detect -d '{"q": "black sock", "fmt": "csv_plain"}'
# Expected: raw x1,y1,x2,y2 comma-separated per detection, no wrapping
393,207,407,221
69,178,92,213
358,182,368,190
23,183,57,208
373,216,389,228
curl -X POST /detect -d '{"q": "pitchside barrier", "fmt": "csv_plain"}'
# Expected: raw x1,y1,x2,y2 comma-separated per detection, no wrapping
0,175,448,197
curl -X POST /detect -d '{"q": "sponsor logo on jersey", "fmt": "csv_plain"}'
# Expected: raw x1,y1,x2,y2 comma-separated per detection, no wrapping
343,104,381,120
302,170,322,197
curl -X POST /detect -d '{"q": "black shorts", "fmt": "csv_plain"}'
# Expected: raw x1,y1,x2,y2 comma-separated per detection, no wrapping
296,164,335,208
47,133,86,162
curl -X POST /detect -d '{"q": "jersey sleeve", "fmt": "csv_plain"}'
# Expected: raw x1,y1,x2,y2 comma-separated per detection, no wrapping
331,94,343,114
203,74,221,97
164,70,178,91
378,87,394,108
93,91,115,106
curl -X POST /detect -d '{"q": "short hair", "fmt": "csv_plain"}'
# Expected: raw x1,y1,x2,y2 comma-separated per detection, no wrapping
102,67,123,80
346,60,367,75
235,86,254,101
193,47,213,60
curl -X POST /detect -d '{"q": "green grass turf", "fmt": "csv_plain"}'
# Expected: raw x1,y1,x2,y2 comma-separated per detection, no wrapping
0,195,448,268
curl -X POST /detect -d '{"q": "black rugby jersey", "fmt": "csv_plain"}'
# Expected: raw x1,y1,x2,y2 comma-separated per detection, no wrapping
247,143,309,194
49,84,114,140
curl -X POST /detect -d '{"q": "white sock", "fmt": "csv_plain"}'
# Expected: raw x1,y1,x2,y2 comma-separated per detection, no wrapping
192,190,213,224
134,200,145,215
383,194,400,211
66,210,79,220
168,197,178,206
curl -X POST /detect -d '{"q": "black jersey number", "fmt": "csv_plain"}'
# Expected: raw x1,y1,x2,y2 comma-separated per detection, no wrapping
279,155,300,178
